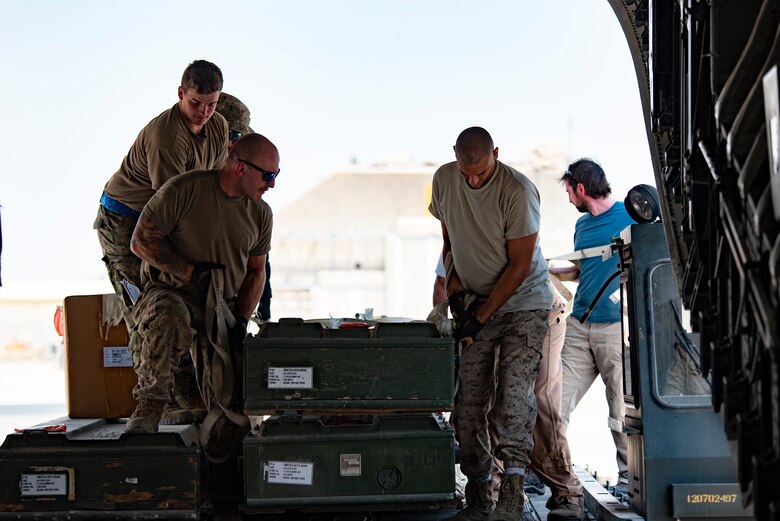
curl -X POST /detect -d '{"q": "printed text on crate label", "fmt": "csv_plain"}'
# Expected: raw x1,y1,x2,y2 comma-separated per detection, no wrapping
268,367,314,389
266,461,313,485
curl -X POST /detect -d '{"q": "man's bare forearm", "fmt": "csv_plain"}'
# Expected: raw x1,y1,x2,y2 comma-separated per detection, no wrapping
235,257,266,320
474,233,538,323
476,261,531,323
130,212,193,281
549,264,580,281
441,222,464,296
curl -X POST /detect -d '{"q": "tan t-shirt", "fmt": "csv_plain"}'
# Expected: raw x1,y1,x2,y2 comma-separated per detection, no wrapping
429,160,552,312
140,169,272,300
104,104,229,211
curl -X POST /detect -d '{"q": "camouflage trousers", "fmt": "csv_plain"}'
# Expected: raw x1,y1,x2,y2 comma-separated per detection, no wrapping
131,285,204,403
94,205,142,369
454,309,549,479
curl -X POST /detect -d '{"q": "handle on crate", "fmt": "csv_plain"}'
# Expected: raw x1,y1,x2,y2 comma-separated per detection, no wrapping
317,414,379,430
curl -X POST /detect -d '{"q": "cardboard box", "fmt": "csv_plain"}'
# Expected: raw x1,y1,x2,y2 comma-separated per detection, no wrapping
63,294,137,418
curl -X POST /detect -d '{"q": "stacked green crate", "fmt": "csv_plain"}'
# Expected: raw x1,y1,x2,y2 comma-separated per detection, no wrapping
0,419,201,518
244,414,455,512
242,319,457,511
244,320,454,414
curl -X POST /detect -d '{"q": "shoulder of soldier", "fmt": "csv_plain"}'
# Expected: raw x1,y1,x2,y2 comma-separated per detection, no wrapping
161,169,214,192
207,111,229,137
143,104,189,148
257,198,273,220
432,161,458,181
497,162,539,200
130,105,172,144
500,162,532,187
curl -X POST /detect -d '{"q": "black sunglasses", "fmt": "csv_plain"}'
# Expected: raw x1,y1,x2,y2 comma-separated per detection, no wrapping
238,158,280,182
229,130,242,143
564,170,581,186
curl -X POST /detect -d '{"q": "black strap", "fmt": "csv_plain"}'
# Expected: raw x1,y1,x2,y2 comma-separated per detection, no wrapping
579,271,620,324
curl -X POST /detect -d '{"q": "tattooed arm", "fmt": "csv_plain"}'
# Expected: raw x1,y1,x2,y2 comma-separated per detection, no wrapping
130,211,194,282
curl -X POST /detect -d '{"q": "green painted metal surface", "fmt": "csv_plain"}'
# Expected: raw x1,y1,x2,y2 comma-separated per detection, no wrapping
0,418,200,518
244,320,455,414
243,414,456,512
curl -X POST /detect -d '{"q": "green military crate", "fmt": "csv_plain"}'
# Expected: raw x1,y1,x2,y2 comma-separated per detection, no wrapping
243,413,456,512
0,418,201,519
243,319,455,414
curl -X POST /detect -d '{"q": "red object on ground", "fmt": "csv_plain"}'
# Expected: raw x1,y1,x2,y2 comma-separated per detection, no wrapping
339,321,369,329
15,424,67,433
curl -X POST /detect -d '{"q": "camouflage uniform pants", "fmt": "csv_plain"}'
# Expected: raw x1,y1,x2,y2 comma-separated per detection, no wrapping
454,309,549,480
94,205,142,368
131,285,204,403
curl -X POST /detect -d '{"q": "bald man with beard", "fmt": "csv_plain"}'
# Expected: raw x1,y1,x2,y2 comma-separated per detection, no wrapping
429,127,552,520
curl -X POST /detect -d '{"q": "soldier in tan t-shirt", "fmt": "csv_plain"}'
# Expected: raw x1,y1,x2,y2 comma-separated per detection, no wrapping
429,127,554,521
125,133,278,434
215,92,274,322
93,60,229,364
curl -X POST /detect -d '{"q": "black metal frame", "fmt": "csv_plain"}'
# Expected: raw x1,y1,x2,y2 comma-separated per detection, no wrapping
608,1,780,518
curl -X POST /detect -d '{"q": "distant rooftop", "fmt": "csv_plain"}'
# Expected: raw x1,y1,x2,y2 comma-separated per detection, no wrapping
273,144,573,242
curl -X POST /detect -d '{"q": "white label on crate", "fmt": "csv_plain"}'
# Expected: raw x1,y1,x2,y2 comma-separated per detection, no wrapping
103,346,132,368
340,453,362,477
267,367,313,389
20,473,68,496
266,461,313,485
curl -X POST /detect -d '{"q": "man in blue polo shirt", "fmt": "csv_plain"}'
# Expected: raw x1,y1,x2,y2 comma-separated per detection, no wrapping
550,158,635,494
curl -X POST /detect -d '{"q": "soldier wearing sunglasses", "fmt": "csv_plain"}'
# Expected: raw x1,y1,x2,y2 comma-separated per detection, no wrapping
216,93,274,321
126,133,277,434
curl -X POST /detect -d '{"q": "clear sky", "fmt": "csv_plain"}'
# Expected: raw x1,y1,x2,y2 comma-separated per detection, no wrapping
0,0,653,284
